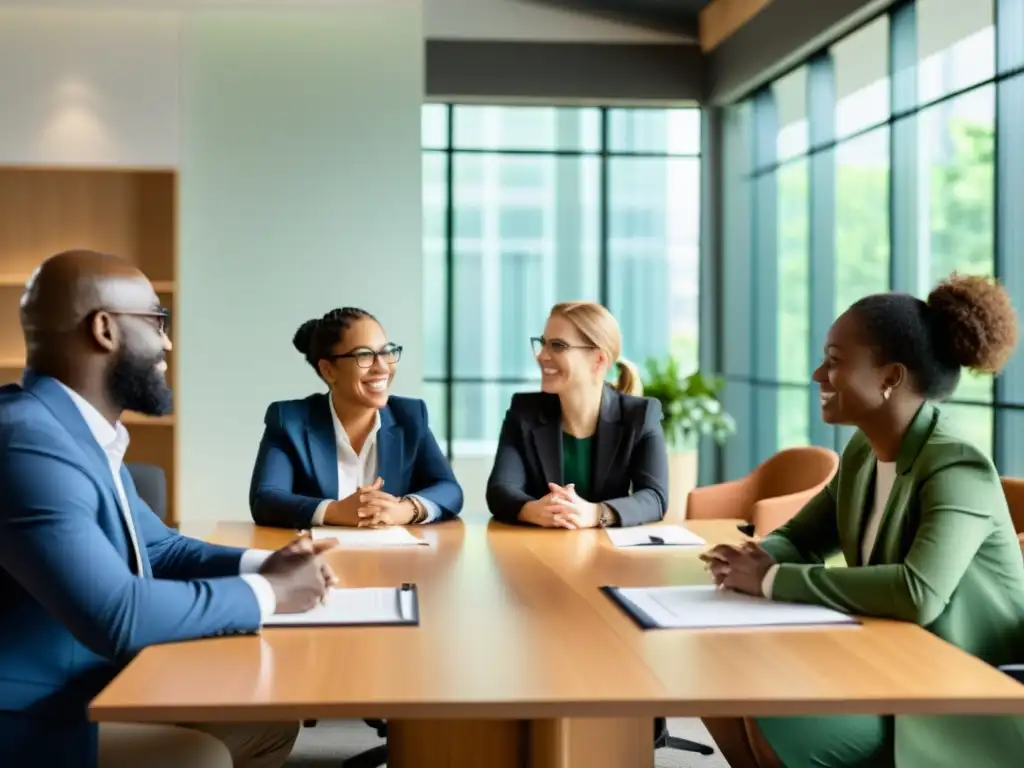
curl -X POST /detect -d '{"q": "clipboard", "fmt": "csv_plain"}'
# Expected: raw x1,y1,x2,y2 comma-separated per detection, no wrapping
601,586,661,630
263,583,421,628
601,584,860,631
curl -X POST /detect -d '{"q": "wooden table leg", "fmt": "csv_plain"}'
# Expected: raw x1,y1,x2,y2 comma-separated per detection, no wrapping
531,717,653,768
387,719,525,768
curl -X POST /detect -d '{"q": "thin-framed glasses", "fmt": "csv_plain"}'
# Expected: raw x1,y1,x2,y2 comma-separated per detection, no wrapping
530,336,597,356
108,307,172,335
329,343,403,368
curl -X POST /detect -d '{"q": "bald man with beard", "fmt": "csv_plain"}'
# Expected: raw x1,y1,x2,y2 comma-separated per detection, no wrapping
0,251,337,768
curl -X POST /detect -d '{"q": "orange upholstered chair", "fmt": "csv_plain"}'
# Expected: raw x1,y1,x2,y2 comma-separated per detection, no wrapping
686,446,840,536
999,477,1024,555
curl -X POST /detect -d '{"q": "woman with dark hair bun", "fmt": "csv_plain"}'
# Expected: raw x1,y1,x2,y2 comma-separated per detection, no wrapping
700,274,1024,768
248,307,462,529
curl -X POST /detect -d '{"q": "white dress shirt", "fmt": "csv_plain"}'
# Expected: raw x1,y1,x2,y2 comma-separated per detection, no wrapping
762,460,897,598
55,382,277,620
310,397,441,525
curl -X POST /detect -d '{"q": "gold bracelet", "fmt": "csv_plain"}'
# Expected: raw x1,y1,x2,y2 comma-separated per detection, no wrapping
405,496,426,524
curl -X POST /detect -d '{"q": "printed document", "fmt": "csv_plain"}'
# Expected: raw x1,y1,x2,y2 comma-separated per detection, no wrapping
311,526,428,547
605,525,706,547
614,584,858,629
264,587,416,626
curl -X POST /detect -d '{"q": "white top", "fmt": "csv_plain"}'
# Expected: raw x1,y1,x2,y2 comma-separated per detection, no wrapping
311,397,440,525
55,382,276,619
762,459,897,598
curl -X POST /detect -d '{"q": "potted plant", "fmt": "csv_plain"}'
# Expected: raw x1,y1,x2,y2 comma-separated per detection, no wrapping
642,356,736,516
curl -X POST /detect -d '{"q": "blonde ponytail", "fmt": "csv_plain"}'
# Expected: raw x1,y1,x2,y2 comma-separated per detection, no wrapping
614,358,644,396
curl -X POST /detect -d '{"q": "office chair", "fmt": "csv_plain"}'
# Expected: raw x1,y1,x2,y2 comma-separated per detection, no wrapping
655,716,715,756
126,462,167,521
1000,665,1024,684
300,719,387,768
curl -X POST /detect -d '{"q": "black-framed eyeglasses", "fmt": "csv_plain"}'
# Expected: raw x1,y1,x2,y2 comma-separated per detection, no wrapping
530,336,597,355
109,307,171,335
328,343,403,368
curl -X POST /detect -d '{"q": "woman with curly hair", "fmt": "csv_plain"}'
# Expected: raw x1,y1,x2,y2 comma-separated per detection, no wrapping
701,274,1024,768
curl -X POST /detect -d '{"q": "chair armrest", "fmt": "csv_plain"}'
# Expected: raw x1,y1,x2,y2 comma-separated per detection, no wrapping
1000,664,1024,684
750,487,821,537
685,478,753,521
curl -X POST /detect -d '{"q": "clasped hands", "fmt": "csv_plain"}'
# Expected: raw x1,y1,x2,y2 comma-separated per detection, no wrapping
519,482,600,529
699,541,777,597
323,476,417,528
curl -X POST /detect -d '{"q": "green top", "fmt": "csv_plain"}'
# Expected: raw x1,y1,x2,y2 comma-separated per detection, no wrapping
760,401,1024,766
561,432,593,499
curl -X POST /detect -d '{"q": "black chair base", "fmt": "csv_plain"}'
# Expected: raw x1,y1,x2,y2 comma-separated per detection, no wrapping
660,734,715,756
342,743,387,768
655,716,715,756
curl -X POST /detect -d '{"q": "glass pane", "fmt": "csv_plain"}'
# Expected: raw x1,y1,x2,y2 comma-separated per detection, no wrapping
607,157,700,376
917,0,995,104
451,155,600,380
832,15,890,138
422,153,448,379
422,380,449,455
721,379,754,480
451,383,538,455
777,160,809,384
452,106,600,151
774,67,808,161
778,387,811,450
422,103,448,149
835,127,890,315
607,108,701,154
940,402,994,458
918,85,995,404
998,408,1024,476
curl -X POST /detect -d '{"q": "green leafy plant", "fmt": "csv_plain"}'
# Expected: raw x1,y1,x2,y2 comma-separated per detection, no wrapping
642,357,737,451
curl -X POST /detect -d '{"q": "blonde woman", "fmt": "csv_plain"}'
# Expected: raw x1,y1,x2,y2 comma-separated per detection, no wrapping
486,301,669,529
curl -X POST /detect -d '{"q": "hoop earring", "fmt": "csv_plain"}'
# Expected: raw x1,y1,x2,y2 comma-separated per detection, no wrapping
882,386,892,401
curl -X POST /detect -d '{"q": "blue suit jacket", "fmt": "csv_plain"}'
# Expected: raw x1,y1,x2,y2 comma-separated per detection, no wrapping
249,393,463,528
0,373,262,767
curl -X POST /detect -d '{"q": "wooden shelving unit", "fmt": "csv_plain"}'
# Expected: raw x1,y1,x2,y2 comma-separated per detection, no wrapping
0,166,178,524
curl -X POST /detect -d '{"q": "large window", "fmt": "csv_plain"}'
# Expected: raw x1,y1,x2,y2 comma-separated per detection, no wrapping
716,0,1024,480
423,105,701,458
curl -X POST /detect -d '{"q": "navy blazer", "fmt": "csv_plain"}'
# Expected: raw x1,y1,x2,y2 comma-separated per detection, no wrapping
249,393,463,528
486,386,669,527
0,372,261,767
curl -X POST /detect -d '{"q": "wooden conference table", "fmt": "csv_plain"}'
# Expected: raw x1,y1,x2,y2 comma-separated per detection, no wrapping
90,517,1024,768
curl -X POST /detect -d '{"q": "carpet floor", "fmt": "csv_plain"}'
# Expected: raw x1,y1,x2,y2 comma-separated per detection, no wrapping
286,717,730,767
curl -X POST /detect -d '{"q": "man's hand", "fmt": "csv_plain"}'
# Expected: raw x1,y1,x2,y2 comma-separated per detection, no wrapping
517,484,599,529
323,477,384,527
357,483,416,528
259,535,339,613
699,542,776,597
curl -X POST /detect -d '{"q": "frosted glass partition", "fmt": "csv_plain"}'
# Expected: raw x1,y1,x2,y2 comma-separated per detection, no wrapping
177,7,423,522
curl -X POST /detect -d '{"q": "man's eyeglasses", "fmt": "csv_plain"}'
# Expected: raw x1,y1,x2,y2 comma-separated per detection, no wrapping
328,343,403,368
530,336,596,356
109,307,171,336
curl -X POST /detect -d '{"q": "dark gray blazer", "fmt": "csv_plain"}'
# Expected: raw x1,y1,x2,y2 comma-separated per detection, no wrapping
485,385,669,527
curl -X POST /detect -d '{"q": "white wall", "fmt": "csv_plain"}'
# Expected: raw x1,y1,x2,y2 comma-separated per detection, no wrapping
0,9,179,167
177,4,423,522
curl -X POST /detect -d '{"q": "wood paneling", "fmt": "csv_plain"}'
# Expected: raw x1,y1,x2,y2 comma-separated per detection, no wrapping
700,0,772,52
0,166,178,523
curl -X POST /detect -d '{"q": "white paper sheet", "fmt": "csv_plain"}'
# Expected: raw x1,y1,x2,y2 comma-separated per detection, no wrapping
613,584,858,629
605,525,706,548
311,526,429,547
263,587,416,626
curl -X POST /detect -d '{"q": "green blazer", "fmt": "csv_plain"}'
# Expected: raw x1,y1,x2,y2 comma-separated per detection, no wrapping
761,402,1024,767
